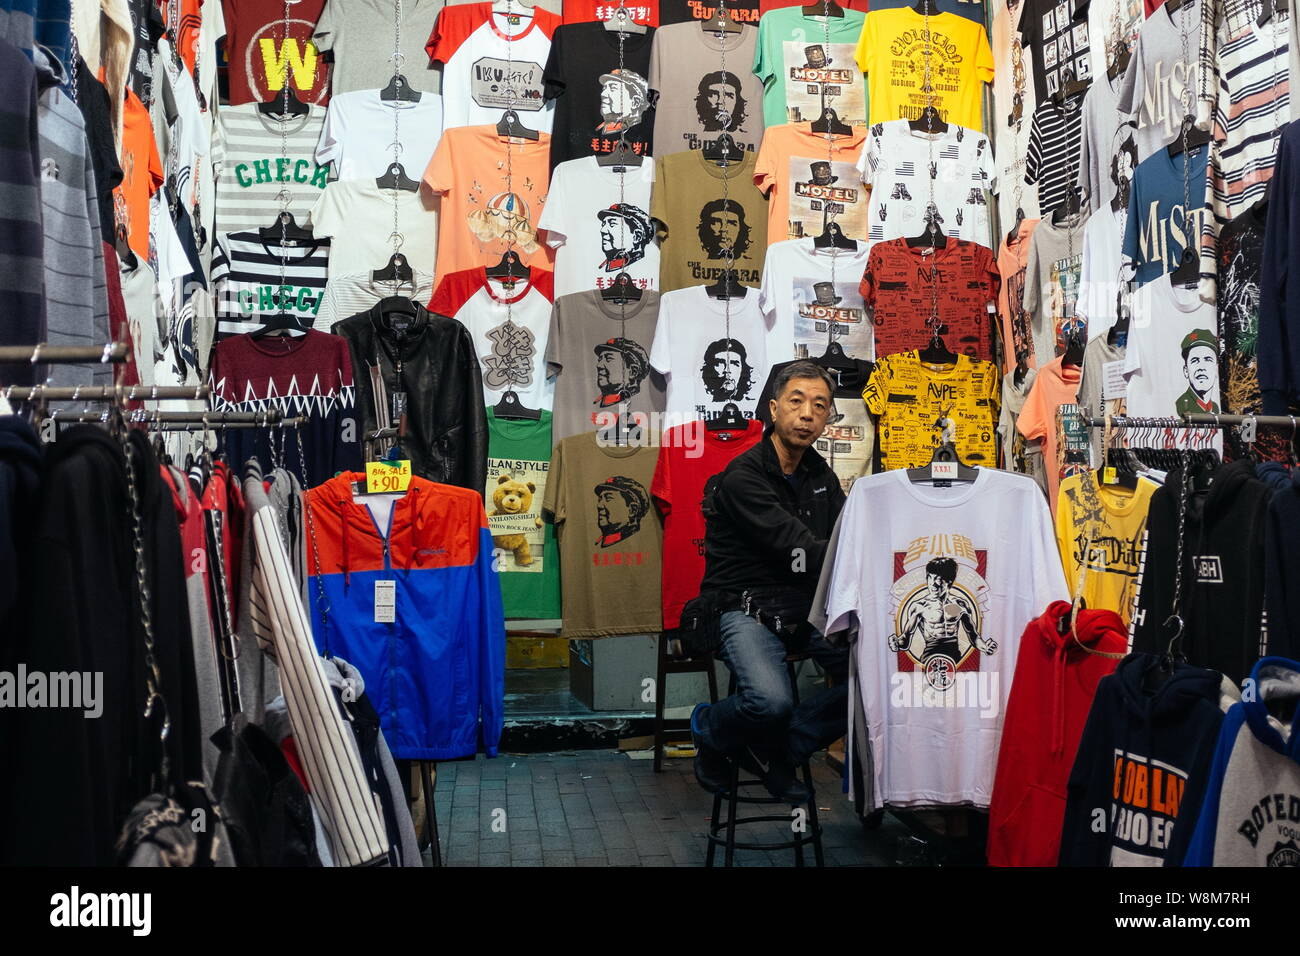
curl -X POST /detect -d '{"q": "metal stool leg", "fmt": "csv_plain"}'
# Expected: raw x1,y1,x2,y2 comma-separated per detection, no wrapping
724,759,740,868
420,761,441,867
787,661,805,868
653,633,668,772
706,789,722,867
803,760,825,867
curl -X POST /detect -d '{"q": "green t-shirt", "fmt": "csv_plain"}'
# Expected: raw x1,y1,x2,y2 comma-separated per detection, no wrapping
753,7,869,128
486,409,561,620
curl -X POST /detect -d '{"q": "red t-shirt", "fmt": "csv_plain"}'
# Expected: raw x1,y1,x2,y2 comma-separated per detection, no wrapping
859,238,1001,362
221,0,330,105
563,0,659,25
651,419,762,628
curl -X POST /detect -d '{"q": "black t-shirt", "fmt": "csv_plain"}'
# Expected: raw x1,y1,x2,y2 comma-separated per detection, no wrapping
658,0,758,25
1017,0,1092,106
126,0,165,107
75,59,124,239
543,22,657,171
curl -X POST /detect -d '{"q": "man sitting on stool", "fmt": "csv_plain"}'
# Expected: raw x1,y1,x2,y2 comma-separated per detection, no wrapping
690,361,848,802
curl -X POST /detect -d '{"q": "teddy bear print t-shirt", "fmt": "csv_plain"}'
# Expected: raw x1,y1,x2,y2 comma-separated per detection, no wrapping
486,408,561,620
543,432,663,637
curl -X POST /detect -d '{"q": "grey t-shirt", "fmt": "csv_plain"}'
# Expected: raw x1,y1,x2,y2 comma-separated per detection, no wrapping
1079,333,1125,466
1078,69,1137,214
314,0,442,95
649,22,765,158
545,290,667,444
1022,208,1091,369
999,367,1048,497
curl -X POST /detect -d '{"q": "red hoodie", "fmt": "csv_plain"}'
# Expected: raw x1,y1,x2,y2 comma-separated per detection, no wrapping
987,601,1127,867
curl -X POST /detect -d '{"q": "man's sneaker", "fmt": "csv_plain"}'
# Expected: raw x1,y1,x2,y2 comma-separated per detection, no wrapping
690,703,732,794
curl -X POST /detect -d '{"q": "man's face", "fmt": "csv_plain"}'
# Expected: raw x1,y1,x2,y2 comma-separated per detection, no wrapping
712,350,742,391
706,82,737,121
768,376,833,450
596,489,629,531
1184,345,1218,396
601,216,632,256
926,572,950,599
596,348,627,389
708,210,740,249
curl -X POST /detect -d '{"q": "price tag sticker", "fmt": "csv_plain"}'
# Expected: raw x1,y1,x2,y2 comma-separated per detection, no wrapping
1102,466,1118,485
365,459,412,494
374,580,396,624
930,460,958,480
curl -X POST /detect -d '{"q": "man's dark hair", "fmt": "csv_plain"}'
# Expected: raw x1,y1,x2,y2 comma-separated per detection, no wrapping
926,557,958,585
697,198,752,259
770,361,835,402
694,70,748,131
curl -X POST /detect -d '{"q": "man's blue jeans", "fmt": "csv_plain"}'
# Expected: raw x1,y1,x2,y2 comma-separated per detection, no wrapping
698,610,849,767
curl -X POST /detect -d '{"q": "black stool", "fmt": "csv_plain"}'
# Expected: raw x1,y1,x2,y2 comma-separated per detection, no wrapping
653,632,720,772
705,654,825,867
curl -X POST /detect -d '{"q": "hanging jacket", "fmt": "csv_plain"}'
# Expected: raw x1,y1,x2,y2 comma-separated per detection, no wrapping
1261,463,1300,661
1059,652,1235,866
304,472,505,761
0,415,40,631
988,601,1127,866
331,303,488,495
1175,656,1300,866
1131,459,1273,686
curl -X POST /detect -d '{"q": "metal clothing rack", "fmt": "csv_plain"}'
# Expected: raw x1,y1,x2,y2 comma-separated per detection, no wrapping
0,343,128,364
45,410,301,425
2,384,211,402
1083,413,1300,429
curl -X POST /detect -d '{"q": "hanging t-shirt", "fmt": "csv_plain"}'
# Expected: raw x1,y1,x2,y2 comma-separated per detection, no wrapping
1023,208,1090,366
1076,201,1129,339
996,217,1040,373
649,21,764,157
862,350,1002,470
1055,470,1157,628
1121,142,1208,287
542,433,664,638
315,90,444,181
1079,334,1127,466
1026,96,1085,216
1015,354,1082,513
1086,0,1143,92
537,155,660,297
651,418,762,629
859,119,998,251
991,0,1039,227
760,237,873,361
486,408,562,620
208,328,360,485
659,0,760,25
821,467,1069,809
651,150,768,292
212,103,329,240
1017,0,1091,106
313,268,437,331
1077,69,1137,215
423,125,554,278
759,0,868,13
564,0,659,26
210,231,331,337
753,7,869,128
753,122,870,244
542,22,656,168
430,266,557,409
860,238,1001,362
1123,274,1223,449
428,3,560,131
999,366,1049,493
116,88,163,260
221,0,329,105
545,288,667,442
127,0,165,107
315,0,442,96
648,285,772,421
309,180,440,276
857,7,996,128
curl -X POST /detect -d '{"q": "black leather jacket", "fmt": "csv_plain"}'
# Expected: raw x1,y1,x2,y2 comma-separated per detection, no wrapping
332,304,487,494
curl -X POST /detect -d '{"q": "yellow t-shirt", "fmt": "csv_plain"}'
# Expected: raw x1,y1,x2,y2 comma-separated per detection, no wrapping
862,351,1000,470
855,8,995,129
1054,472,1158,629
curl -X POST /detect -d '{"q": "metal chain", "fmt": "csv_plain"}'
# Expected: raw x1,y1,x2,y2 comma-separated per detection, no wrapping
923,4,941,346
389,0,405,273
301,475,333,657
68,29,79,103
1165,449,1193,645
820,0,835,354
275,0,292,322
722,0,733,348
503,0,518,345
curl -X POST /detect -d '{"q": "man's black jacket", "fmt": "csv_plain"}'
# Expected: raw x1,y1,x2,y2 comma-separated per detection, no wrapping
700,434,846,597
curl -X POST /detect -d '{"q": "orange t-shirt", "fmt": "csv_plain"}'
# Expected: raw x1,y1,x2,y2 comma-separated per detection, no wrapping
1016,356,1082,515
422,125,555,278
753,123,869,247
115,89,164,259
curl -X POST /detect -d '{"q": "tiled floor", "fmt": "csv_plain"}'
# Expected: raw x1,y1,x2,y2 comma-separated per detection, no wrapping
427,749,910,867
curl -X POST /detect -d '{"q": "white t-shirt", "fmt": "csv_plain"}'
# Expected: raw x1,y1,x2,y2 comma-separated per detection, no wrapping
992,0,1039,225
433,10,556,133
857,120,998,251
1123,275,1223,450
538,156,659,298
309,180,440,276
822,468,1068,808
648,285,770,424
1077,202,1130,340
315,90,445,181
759,238,872,362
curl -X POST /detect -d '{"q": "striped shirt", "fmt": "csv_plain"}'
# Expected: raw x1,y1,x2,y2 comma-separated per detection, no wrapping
243,476,391,868
211,230,331,338
1026,98,1085,216
313,269,436,332
211,103,329,239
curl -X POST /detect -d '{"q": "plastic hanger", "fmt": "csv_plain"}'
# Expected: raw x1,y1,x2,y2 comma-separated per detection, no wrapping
813,219,857,250
258,211,314,244
372,252,414,286
496,109,540,141
810,106,852,136
1167,115,1211,157
1005,206,1026,247
600,272,643,303
485,249,529,282
703,5,743,33
379,72,422,103
596,140,644,168
705,268,747,299
702,133,741,165
803,0,845,15
257,86,308,117
908,104,949,135
493,389,541,421
375,161,420,192
603,4,648,33
706,401,748,431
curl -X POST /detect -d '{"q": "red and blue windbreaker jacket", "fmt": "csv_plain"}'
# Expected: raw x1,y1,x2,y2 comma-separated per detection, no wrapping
304,473,505,760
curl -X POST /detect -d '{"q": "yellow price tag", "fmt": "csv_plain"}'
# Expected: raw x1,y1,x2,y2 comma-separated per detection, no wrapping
365,460,412,494
1102,466,1117,485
